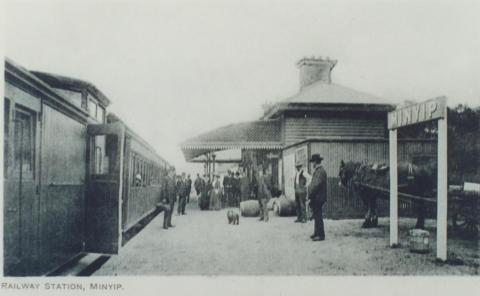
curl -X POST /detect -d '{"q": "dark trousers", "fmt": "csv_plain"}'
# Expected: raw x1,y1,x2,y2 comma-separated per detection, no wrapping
313,202,325,238
295,191,307,221
259,198,269,221
226,189,233,207
178,195,187,214
157,203,171,228
234,191,240,207
167,201,175,226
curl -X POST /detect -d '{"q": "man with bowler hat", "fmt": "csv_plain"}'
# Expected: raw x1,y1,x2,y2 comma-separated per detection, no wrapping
161,168,177,229
308,154,327,241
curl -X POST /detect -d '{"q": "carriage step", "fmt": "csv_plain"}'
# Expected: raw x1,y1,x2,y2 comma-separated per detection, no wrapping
47,253,110,276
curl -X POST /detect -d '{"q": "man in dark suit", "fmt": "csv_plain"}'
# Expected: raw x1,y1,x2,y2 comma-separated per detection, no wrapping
223,171,232,207
308,154,327,241
239,170,250,202
160,168,177,229
177,173,188,215
194,173,202,196
256,168,272,222
232,171,241,207
186,174,192,203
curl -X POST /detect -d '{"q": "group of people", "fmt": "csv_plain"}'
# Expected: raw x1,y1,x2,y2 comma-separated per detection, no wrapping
294,154,328,241
158,152,328,242
194,170,252,211
158,169,193,230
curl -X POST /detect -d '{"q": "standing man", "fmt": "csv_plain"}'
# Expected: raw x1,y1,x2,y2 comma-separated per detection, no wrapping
294,163,311,223
194,173,202,197
199,174,212,210
308,154,327,241
232,171,241,207
239,170,250,202
186,174,192,203
223,171,231,207
177,172,188,215
256,168,272,222
162,168,177,228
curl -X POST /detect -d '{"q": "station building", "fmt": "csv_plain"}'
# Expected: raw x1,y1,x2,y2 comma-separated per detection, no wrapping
180,56,436,218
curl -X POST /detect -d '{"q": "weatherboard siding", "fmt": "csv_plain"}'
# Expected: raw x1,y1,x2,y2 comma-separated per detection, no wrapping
284,116,386,145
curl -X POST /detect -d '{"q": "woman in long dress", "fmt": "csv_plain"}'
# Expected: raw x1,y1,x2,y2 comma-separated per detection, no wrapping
210,175,222,210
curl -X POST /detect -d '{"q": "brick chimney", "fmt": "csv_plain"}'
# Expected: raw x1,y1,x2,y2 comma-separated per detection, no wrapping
297,56,337,90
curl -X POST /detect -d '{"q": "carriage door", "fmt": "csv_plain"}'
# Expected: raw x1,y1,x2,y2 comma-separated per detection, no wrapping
85,123,124,254
3,94,41,275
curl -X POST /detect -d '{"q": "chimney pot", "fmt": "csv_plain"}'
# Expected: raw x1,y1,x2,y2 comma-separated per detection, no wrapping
297,56,337,90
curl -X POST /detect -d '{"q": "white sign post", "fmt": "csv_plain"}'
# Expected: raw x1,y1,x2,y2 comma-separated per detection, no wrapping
389,129,398,246
387,96,448,261
437,117,448,261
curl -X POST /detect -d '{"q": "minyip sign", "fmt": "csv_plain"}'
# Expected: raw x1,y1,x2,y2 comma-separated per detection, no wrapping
388,96,447,130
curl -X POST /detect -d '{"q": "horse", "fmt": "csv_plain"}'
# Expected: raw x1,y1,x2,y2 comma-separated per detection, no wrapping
338,160,437,228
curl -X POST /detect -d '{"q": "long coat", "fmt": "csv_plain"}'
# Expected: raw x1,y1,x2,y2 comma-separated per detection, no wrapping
194,177,202,195
308,165,327,208
163,176,177,206
240,176,250,201
199,179,212,210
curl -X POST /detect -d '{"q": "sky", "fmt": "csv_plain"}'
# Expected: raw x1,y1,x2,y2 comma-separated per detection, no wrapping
4,0,480,172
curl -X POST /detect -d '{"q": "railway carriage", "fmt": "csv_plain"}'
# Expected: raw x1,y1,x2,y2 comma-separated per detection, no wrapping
3,58,171,276
85,113,171,254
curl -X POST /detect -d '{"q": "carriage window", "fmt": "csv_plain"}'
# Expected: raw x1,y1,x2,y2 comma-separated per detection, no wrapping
88,99,97,119
13,107,36,177
97,106,105,123
91,135,117,175
4,98,10,176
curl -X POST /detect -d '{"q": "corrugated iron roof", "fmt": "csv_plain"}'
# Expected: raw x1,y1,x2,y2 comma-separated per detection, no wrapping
285,81,387,105
180,119,283,161
261,81,394,119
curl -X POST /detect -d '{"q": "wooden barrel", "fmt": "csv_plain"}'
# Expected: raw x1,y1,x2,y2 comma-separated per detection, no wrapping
240,200,260,217
273,197,296,217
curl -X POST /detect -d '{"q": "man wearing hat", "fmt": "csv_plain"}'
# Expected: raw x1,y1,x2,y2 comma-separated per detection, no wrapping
256,167,272,222
177,172,189,215
161,168,177,229
308,154,327,241
294,162,311,223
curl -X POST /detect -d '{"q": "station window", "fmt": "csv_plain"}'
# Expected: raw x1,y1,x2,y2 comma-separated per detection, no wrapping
13,106,36,178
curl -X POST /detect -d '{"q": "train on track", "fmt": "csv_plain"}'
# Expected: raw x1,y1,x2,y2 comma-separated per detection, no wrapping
3,58,173,276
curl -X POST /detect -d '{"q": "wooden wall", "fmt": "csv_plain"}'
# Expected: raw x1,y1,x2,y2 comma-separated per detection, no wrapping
125,186,163,230
122,135,166,233
282,139,437,219
284,116,386,146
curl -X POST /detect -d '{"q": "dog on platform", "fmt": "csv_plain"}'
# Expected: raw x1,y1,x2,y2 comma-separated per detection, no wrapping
227,209,240,225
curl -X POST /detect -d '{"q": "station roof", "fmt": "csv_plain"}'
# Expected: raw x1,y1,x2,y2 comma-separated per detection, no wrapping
180,119,283,161
262,80,394,119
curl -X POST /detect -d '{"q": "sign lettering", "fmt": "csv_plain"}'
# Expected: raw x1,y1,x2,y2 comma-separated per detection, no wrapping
388,96,446,129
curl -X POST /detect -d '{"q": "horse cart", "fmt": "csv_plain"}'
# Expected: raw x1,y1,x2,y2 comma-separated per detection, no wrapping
357,182,479,237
